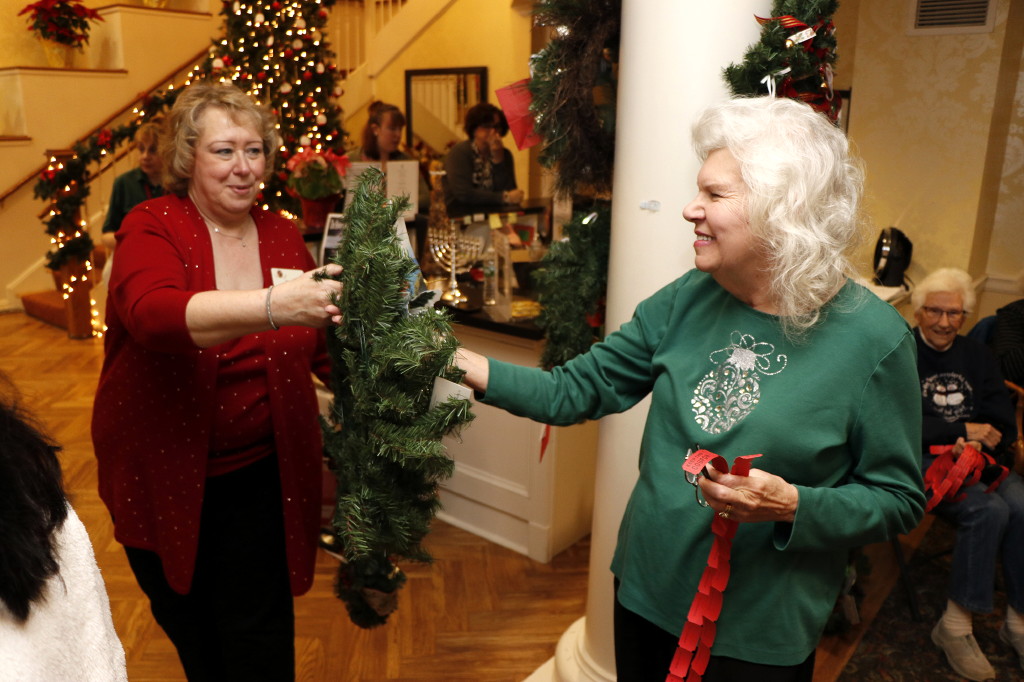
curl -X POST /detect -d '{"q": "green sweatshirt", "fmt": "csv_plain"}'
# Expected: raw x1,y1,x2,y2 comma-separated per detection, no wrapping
482,269,924,665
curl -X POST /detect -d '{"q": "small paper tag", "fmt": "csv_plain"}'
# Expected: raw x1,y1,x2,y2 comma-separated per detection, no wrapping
682,449,719,476
271,267,303,285
488,213,503,229
789,27,816,44
430,376,473,409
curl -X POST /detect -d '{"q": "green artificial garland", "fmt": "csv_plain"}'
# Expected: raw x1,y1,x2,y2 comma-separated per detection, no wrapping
724,0,841,121
527,0,620,367
534,204,611,369
33,88,180,271
322,168,474,628
528,0,620,198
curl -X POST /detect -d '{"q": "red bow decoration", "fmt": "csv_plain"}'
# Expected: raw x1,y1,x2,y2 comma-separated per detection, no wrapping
924,443,1007,512
669,449,762,682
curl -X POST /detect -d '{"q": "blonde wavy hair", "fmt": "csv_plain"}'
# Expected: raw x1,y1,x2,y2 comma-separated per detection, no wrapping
691,96,865,337
160,82,279,195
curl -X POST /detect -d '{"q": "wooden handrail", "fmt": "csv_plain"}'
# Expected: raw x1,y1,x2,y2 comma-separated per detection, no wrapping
0,48,209,207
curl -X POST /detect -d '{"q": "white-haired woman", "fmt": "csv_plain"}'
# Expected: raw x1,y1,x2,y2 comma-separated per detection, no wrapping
453,96,924,681
913,267,1021,681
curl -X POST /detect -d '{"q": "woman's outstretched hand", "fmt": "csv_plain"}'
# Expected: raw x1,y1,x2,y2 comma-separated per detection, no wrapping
275,264,343,328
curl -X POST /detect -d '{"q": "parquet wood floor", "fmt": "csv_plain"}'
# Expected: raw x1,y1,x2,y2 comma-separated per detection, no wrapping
0,310,911,681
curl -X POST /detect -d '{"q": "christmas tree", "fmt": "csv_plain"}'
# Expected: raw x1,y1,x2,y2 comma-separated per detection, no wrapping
724,0,841,122
205,0,345,214
322,168,474,627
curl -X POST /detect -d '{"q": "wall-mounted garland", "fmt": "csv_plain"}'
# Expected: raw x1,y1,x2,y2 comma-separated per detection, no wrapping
527,0,620,367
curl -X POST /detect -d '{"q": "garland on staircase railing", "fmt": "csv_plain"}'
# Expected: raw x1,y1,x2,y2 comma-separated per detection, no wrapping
33,87,181,271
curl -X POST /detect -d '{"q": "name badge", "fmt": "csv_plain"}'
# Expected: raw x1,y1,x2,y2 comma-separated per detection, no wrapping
271,268,303,285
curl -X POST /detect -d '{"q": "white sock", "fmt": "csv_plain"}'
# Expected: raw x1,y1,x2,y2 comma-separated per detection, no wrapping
1006,606,1024,636
941,599,974,636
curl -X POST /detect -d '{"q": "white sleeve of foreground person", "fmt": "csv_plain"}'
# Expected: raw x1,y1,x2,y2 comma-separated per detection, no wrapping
0,506,127,682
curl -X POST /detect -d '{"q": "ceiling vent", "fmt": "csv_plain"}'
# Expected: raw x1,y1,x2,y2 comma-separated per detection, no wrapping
908,0,995,35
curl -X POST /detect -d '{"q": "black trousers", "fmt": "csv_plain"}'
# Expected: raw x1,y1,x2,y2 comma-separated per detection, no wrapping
125,455,295,682
613,580,815,682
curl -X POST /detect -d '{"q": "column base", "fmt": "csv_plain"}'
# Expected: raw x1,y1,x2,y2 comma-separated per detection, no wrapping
525,617,616,682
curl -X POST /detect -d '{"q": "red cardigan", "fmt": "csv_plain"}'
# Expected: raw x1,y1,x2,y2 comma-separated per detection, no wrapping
92,194,330,595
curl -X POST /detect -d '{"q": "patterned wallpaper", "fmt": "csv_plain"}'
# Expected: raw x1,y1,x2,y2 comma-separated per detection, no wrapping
848,0,1021,293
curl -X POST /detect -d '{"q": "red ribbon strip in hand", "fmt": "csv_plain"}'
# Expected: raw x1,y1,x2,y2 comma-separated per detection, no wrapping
924,443,1007,512
668,449,762,682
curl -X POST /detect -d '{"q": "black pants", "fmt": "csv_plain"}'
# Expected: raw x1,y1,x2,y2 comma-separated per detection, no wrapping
613,580,815,682
125,455,295,682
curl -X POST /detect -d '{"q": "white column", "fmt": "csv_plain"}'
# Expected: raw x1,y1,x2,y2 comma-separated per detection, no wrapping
527,2,769,680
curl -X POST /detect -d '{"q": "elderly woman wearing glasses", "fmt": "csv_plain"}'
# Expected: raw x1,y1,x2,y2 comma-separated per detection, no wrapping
452,97,925,682
914,267,1022,681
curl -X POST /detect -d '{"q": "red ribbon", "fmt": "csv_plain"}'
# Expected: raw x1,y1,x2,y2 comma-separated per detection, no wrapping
668,449,762,682
924,443,1007,512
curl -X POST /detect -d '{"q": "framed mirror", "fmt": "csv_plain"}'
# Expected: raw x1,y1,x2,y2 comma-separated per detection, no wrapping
405,67,488,156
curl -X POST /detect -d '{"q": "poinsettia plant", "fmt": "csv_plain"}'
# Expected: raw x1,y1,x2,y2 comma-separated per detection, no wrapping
285,148,351,200
19,0,103,48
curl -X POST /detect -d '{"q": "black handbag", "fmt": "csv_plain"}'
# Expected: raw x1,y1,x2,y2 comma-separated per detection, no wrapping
873,227,913,287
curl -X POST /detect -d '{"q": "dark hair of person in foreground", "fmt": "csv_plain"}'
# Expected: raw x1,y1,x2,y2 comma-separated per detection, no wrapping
0,374,68,622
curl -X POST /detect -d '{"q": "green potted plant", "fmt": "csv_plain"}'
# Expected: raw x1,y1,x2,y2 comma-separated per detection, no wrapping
18,0,103,67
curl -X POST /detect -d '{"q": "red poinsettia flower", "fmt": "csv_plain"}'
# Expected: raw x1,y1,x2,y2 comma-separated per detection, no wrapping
19,0,103,48
284,148,350,200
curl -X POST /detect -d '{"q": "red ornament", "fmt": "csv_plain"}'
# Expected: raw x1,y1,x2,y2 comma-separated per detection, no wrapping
96,128,113,149
284,48,293,58
302,71,312,80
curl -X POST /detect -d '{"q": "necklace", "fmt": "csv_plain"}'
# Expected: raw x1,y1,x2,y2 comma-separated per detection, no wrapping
190,193,254,247
212,226,252,247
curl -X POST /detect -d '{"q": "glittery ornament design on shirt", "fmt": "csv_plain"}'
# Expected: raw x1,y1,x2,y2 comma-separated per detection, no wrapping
920,371,974,423
692,331,788,434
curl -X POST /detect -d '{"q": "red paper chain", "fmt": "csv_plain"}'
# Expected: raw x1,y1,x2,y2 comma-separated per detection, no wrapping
669,450,762,682
924,443,1007,512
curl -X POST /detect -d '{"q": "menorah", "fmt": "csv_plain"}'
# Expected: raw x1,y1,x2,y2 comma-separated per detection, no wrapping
427,222,484,305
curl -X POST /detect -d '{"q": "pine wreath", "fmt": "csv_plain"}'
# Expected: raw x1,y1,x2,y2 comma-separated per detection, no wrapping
322,167,474,628
724,0,841,122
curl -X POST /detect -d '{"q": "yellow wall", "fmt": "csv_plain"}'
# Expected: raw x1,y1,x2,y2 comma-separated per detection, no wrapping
848,0,1022,310
345,0,533,193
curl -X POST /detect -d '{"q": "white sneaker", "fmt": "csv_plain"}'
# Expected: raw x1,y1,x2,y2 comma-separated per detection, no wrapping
931,620,995,681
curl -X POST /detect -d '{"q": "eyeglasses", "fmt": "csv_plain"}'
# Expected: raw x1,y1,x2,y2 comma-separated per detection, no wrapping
921,306,967,322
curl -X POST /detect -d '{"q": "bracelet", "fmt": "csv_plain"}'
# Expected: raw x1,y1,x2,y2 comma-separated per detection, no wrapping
265,284,279,331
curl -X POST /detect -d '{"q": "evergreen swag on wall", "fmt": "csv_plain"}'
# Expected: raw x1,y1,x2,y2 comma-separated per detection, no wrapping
528,0,619,367
322,168,474,627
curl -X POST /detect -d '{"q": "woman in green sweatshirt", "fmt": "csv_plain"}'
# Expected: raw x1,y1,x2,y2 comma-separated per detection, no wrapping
455,96,925,682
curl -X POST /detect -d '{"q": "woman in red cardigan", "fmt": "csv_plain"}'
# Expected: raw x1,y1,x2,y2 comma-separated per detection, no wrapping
92,82,341,681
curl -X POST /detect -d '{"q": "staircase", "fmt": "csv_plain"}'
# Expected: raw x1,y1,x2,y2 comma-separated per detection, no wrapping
0,0,463,323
